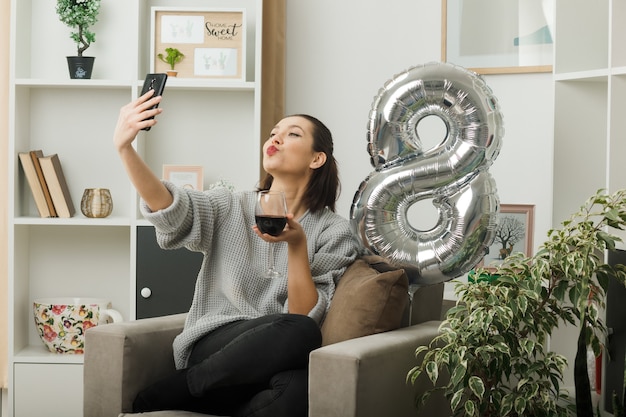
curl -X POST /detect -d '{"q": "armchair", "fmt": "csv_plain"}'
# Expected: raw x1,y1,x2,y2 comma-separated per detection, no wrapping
83,259,450,417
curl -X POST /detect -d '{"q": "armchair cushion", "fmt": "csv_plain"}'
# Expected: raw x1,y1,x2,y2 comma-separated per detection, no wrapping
321,255,409,346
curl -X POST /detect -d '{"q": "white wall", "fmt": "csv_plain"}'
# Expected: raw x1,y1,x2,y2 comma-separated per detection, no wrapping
285,0,554,257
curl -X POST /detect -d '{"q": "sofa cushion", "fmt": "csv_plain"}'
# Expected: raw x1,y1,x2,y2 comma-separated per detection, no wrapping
321,256,409,346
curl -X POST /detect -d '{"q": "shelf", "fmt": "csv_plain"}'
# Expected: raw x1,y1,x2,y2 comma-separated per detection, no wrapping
611,66,626,76
136,219,152,227
155,78,257,91
554,69,610,82
13,77,257,92
13,78,134,88
12,216,132,226
13,345,84,364
553,67,626,81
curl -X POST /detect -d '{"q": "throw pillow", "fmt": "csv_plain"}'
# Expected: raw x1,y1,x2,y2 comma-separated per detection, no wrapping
320,255,409,346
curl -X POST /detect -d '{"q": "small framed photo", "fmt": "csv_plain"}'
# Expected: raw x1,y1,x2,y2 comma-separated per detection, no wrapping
163,165,204,191
485,204,535,267
150,7,246,80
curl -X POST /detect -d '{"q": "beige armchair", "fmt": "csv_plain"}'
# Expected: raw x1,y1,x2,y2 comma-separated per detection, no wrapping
83,259,450,417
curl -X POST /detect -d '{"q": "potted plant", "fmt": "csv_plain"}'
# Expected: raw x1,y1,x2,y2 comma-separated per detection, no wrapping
158,47,185,77
408,188,626,416
56,0,101,79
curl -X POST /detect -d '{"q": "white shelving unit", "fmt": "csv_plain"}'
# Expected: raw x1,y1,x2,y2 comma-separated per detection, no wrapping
552,0,626,227
7,0,263,415
551,0,625,410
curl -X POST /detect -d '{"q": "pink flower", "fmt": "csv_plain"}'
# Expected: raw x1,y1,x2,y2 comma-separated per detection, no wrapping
51,305,67,315
82,321,96,331
43,325,58,342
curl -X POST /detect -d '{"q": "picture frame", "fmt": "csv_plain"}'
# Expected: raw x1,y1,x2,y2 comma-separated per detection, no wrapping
163,165,204,191
150,7,246,80
484,204,535,268
442,0,553,74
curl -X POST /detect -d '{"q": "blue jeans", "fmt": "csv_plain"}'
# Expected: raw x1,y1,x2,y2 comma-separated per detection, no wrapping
185,313,322,417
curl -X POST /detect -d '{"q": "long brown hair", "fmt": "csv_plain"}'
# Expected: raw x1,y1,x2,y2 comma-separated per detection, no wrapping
259,114,340,213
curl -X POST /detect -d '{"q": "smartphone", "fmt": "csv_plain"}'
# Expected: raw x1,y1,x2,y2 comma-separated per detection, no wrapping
140,73,168,131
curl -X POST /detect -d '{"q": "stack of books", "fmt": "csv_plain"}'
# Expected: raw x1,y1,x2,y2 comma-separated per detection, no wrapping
18,150,76,218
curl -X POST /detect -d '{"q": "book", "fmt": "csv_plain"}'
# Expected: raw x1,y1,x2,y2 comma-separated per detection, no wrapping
30,150,57,217
18,151,53,217
38,154,76,218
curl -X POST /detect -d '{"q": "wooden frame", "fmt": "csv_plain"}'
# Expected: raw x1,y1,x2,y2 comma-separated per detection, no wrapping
442,0,553,74
485,204,535,267
150,7,246,80
162,165,204,191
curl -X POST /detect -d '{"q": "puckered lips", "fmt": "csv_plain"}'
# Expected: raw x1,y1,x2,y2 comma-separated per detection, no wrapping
266,145,278,156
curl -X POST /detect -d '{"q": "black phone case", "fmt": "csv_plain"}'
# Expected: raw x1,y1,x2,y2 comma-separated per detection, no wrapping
141,73,168,131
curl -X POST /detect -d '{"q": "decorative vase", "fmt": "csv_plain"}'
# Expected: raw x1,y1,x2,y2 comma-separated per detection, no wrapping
66,56,95,79
81,188,113,218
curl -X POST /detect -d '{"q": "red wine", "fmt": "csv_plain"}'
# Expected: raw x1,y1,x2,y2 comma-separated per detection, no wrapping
255,215,287,236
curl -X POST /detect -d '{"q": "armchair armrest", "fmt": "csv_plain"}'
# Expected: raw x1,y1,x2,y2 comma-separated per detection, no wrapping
83,313,187,417
309,320,449,417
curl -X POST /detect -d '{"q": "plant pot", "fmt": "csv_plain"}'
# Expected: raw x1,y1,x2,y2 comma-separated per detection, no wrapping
166,70,178,77
67,56,95,79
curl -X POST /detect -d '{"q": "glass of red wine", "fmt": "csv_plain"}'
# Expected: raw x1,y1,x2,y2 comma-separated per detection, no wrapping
255,190,288,278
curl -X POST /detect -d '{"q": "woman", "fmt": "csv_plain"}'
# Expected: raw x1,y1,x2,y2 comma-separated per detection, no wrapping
113,89,359,416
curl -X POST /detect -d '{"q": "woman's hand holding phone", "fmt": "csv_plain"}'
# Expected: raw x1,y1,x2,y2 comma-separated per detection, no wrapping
140,73,168,131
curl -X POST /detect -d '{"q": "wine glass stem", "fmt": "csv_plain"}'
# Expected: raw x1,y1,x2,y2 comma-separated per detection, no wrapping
268,243,275,273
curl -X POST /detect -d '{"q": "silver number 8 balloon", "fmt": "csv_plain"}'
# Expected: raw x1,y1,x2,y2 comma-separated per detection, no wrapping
350,62,504,286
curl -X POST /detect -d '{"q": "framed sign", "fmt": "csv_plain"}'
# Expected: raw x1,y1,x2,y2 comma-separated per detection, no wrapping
442,0,553,74
151,7,246,80
163,165,204,191
485,204,535,267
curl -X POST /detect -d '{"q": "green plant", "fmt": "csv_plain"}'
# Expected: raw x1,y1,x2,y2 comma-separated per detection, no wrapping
56,0,101,56
408,189,626,416
158,47,185,71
